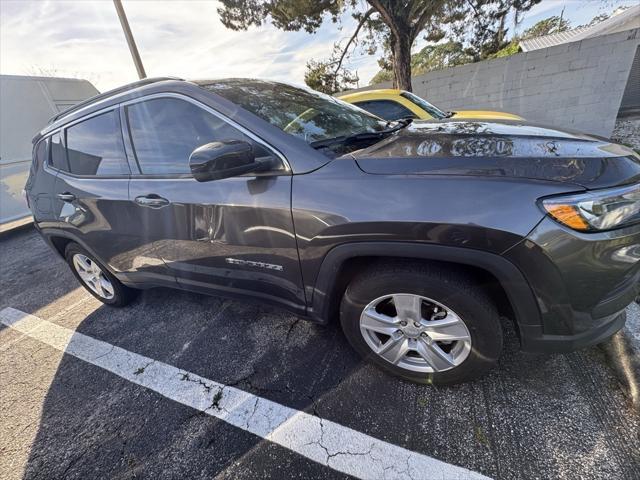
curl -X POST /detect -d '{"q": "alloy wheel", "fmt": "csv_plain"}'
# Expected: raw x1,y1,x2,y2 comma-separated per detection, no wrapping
72,254,115,300
359,293,472,373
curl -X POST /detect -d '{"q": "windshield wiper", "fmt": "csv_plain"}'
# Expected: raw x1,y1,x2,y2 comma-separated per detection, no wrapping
444,111,456,118
310,118,413,149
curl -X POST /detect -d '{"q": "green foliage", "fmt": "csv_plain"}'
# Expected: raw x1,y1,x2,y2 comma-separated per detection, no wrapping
369,69,394,85
412,41,475,75
217,0,344,34
489,39,521,59
370,41,474,85
522,15,571,39
218,1,455,91
217,1,619,91
304,59,358,94
444,0,542,61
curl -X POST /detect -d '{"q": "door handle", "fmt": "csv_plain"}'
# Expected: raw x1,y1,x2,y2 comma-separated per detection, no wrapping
135,194,170,208
57,192,76,202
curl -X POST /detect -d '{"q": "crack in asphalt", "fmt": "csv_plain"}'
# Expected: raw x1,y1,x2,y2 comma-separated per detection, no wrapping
89,344,116,363
179,371,215,393
133,360,154,376
284,317,302,343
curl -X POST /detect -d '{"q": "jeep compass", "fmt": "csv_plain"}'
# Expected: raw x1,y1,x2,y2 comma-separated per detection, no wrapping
25,77,640,385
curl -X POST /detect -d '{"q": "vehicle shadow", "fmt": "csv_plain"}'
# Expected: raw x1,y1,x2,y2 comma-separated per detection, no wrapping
4,229,640,479
0,226,80,315
15,286,640,480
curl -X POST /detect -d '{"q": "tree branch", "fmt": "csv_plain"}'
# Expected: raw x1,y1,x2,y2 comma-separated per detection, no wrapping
333,7,375,76
367,0,401,39
410,4,437,40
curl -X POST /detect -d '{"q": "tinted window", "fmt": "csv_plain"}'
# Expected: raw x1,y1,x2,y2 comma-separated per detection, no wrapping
126,97,272,175
202,79,386,143
66,111,129,176
50,132,68,171
400,92,448,119
352,100,417,122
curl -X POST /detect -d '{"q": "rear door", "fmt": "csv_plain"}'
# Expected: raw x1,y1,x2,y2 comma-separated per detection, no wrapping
50,108,168,281
123,94,305,310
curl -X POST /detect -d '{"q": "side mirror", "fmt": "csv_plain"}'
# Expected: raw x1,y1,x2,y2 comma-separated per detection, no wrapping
189,140,272,182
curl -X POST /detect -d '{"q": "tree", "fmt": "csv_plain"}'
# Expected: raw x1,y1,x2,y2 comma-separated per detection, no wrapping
412,41,474,74
304,58,358,94
443,0,541,61
217,0,453,92
522,15,571,39
370,41,473,85
367,0,539,85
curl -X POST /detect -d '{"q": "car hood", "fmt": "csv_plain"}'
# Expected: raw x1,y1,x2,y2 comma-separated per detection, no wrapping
453,110,523,120
350,120,640,189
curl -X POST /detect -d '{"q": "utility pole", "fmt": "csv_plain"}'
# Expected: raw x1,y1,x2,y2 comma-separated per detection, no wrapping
113,0,146,79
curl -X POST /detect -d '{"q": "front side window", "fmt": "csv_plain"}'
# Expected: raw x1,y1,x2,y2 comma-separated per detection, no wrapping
65,111,129,176
352,100,417,122
201,79,387,144
50,132,68,171
125,97,272,175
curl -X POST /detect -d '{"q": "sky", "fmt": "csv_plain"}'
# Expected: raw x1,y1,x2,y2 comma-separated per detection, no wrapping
0,0,637,92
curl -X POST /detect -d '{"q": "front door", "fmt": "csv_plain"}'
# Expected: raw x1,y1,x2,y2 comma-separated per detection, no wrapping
123,95,305,310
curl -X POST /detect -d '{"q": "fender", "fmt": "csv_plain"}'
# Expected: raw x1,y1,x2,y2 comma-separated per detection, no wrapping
307,241,543,335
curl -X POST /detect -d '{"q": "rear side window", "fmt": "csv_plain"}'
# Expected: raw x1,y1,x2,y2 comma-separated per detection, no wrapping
353,100,417,121
50,132,68,171
125,97,272,175
65,110,129,176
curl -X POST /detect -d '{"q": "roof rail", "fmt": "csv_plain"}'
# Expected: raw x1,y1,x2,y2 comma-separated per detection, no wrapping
48,76,185,124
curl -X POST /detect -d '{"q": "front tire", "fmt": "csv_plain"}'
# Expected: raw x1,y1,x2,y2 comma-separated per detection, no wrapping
340,262,503,385
65,243,136,307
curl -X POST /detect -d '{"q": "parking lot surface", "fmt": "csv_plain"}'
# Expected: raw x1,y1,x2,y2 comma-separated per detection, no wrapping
1,227,639,479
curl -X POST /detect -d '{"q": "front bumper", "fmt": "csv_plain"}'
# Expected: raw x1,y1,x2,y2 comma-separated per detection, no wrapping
505,217,640,353
519,310,627,353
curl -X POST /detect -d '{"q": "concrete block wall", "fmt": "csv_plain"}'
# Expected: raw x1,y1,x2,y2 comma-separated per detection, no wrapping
348,28,639,137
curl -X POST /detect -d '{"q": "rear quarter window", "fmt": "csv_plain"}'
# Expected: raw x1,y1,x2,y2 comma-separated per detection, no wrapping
49,132,69,172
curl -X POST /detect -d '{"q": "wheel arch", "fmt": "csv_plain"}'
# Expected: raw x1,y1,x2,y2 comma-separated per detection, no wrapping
307,242,542,339
39,229,115,274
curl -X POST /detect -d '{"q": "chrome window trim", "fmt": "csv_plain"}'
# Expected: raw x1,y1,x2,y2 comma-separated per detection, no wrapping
120,92,292,174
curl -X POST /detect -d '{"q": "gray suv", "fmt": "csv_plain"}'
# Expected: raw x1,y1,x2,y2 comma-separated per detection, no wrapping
26,77,640,385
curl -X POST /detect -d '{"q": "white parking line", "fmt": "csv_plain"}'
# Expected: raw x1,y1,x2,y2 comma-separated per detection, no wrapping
0,307,490,480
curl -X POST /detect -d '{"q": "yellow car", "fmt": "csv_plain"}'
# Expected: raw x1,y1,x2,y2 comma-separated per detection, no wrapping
338,89,522,122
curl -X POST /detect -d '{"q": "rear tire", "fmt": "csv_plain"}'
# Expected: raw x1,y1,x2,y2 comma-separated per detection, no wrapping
65,243,136,307
340,262,503,385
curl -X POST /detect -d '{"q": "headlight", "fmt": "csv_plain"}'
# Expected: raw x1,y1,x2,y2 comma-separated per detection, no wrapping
541,183,640,232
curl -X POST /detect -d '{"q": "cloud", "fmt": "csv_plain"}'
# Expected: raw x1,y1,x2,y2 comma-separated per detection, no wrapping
0,0,355,91
2,0,623,93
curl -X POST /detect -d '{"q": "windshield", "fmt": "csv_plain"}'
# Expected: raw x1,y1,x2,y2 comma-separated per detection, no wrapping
200,79,387,144
400,91,448,119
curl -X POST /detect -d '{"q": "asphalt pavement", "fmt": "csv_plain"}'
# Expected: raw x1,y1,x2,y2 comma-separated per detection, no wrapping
1,227,639,479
